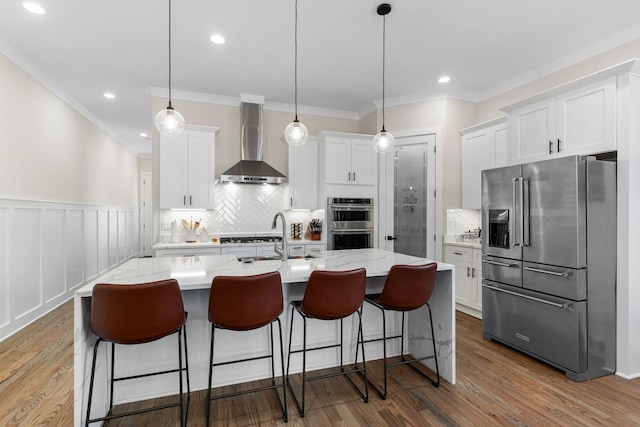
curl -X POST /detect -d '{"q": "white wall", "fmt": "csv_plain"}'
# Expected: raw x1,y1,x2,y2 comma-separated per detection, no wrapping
0,52,140,341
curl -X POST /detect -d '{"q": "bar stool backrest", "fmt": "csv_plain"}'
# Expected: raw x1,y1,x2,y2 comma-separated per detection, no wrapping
378,263,438,311
209,271,284,331
301,268,366,320
91,279,186,345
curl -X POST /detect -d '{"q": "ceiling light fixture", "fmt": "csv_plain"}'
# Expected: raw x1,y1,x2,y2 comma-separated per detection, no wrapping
154,0,185,137
373,3,394,154
23,2,46,15
103,92,116,99
210,34,225,45
284,0,308,146
438,75,451,84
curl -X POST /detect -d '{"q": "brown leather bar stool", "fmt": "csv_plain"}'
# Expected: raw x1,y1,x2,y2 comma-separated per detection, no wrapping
206,271,287,425
286,268,368,417
359,263,439,399
85,279,190,426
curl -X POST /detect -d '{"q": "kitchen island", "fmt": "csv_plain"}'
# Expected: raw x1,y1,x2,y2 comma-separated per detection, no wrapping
74,248,454,426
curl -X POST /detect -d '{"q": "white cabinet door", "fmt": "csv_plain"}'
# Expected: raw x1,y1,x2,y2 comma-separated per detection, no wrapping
188,131,216,209
462,129,491,210
556,77,616,157
160,128,216,209
288,138,318,209
350,138,376,185
160,134,188,209
510,99,556,164
491,123,509,168
324,138,352,184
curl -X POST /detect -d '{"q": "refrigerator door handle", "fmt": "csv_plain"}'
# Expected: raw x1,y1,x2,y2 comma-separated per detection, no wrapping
524,266,570,277
522,178,530,246
512,178,520,247
482,282,572,310
482,259,516,268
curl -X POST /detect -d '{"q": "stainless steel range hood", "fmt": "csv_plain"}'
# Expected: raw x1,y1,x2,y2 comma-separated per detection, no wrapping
220,102,287,184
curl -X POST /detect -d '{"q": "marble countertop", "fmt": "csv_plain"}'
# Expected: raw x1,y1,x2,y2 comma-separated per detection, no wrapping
76,248,452,297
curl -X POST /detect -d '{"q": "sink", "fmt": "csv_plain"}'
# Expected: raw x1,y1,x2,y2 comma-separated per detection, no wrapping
237,255,318,263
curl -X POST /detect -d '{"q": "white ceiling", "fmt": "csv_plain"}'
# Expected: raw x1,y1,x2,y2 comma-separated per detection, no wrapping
2,0,640,156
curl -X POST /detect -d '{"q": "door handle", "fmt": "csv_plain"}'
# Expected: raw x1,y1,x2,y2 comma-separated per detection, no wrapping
522,178,530,246
482,283,571,309
512,178,519,247
524,267,570,277
386,236,397,241
482,259,516,268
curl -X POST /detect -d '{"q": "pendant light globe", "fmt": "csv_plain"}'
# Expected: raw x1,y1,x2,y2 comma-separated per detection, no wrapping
373,3,394,154
155,106,185,137
155,0,185,138
284,0,308,146
285,119,308,146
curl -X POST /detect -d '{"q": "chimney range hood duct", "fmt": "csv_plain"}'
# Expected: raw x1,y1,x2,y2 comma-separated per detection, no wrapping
220,102,287,184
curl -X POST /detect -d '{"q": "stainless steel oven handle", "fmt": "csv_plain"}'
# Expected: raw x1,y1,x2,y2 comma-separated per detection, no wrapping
524,267,570,277
482,260,516,268
330,229,373,234
482,283,571,310
330,206,373,211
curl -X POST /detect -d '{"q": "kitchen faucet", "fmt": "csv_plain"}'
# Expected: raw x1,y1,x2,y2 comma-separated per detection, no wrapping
271,212,288,261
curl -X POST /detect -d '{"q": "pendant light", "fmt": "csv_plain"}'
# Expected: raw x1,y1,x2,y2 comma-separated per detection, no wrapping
373,3,394,154
155,0,185,137
284,0,308,146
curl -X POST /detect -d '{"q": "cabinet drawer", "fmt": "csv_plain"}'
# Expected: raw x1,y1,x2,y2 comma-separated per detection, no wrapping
288,244,305,256
444,246,473,264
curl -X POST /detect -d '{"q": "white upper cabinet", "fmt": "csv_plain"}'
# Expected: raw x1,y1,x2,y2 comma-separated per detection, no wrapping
160,127,218,209
287,136,318,209
318,132,377,186
461,117,508,209
505,76,617,164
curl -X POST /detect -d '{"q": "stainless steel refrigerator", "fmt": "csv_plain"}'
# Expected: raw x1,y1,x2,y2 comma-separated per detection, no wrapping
481,155,616,381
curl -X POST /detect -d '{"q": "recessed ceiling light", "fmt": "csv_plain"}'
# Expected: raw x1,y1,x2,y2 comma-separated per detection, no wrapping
23,2,46,15
103,92,116,99
438,76,451,84
210,34,226,45
140,132,149,138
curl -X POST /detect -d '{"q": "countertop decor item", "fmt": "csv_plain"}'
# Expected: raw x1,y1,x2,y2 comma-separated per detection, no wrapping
154,0,185,137
307,218,322,240
283,0,308,146
372,3,395,154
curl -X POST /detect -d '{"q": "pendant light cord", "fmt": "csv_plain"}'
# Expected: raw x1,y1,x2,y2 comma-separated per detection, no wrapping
168,0,173,108
294,0,299,121
381,13,386,132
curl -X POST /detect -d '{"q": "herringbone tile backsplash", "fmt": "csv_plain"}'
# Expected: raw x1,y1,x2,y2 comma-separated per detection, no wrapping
159,184,323,237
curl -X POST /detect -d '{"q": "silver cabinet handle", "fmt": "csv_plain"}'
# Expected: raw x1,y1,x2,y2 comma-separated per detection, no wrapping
482,260,515,268
466,267,470,277
549,140,553,154
482,283,571,309
353,172,356,181
557,138,562,152
452,251,464,255
524,267,570,277
183,195,186,206
348,172,351,181
190,195,192,205
471,267,476,278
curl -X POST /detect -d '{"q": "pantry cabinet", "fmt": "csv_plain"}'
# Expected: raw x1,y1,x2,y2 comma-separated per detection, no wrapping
286,136,318,209
445,244,482,318
505,76,616,164
460,117,508,209
160,127,219,209
317,132,377,186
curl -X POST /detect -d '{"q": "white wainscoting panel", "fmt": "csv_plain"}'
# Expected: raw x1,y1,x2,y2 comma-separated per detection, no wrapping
0,199,138,342
0,208,8,328
10,208,42,321
43,209,66,303
84,210,99,283
66,209,84,291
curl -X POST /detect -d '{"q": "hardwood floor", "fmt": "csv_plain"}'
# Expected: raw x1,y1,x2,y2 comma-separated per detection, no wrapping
2,300,640,426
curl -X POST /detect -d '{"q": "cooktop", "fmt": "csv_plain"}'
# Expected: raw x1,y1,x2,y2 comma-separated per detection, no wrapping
219,236,283,244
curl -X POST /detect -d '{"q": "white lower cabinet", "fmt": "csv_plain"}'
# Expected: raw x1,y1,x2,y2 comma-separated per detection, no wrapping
288,243,325,256
220,246,257,258
445,245,482,318
256,245,279,257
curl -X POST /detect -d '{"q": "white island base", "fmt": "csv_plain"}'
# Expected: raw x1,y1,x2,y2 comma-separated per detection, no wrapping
74,249,454,426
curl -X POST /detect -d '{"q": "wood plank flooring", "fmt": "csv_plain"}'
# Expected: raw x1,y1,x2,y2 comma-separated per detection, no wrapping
2,300,640,426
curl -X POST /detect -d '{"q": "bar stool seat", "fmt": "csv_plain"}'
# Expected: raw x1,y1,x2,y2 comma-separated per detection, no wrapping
360,263,439,399
85,279,190,426
206,271,287,425
286,268,369,417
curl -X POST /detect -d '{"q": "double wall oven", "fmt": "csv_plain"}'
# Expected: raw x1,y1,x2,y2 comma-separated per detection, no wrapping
327,197,374,250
